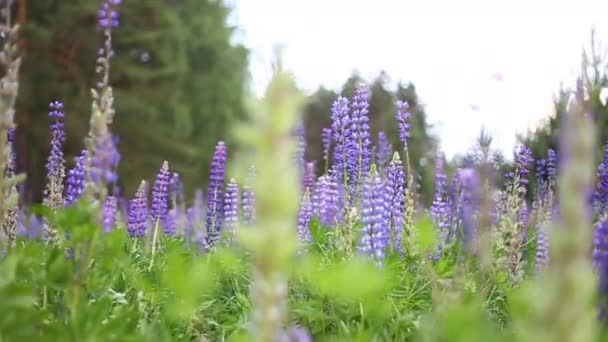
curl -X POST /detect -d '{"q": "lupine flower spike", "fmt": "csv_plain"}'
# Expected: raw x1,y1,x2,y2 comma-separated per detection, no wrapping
242,165,256,226
149,161,170,270
348,86,372,205
128,180,148,238
358,164,389,266
207,141,227,246
223,178,239,245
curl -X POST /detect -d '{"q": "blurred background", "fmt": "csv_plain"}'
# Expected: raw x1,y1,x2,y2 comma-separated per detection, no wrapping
12,0,608,206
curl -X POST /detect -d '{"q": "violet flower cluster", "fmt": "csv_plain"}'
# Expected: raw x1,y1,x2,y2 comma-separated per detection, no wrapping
242,165,256,226
312,173,341,226
330,96,352,185
348,87,372,200
98,0,122,29
384,153,405,252
395,100,412,150
223,178,239,244
128,181,148,238
151,161,170,228
65,149,87,206
206,141,227,245
358,168,389,264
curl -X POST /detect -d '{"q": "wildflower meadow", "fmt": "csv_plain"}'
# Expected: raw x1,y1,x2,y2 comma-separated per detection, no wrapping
2,1,608,341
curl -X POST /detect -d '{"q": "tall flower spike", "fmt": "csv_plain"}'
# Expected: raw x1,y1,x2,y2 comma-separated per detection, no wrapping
535,224,549,273
547,148,557,184
302,162,315,193
384,153,405,253
151,161,170,227
294,124,306,184
102,195,117,232
596,144,608,215
321,127,332,166
297,189,313,244
395,100,412,150
44,101,66,211
457,168,480,254
206,141,227,245
185,207,195,239
127,181,148,238
431,157,449,256
6,127,15,176
330,96,351,185
90,133,120,186
169,172,184,205
348,86,372,202
358,165,389,265
374,131,392,169
593,218,608,320
312,173,341,227
65,149,88,206
223,178,239,245
242,165,256,226
515,145,533,194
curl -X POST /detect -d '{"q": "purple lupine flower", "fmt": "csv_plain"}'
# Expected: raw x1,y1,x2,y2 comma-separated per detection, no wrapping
536,158,548,201
46,101,65,174
515,145,533,193
547,148,557,184
384,153,405,252
374,131,392,169
65,149,88,206
206,141,227,245
185,207,195,239
17,211,42,240
446,176,462,242
431,157,449,256
321,127,332,164
395,100,412,150
330,96,352,185
294,124,306,181
98,0,122,29
312,173,341,226
536,158,547,181
195,230,209,252
242,165,256,226
297,190,313,244
7,127,15,144
596,145,608,215
127,181,148,238
348,86,372,199
358,167,389,264
593,218,608,319
45,101,66,209
169,172,184,205
302,162,315,193
164,208,177,236
457,168,480,253
90,133,120,185
151,161,170,226
535,224,549,273
102,195,117,232
7,127,16,176
223,178,239,244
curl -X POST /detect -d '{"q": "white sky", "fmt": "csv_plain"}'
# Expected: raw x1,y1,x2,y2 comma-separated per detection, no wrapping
228,0,608,158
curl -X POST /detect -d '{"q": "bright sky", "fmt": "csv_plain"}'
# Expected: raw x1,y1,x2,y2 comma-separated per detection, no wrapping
228,0,608,158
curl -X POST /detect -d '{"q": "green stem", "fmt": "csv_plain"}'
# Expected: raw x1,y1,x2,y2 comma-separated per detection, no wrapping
42,285,47,310
148,218,160,272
